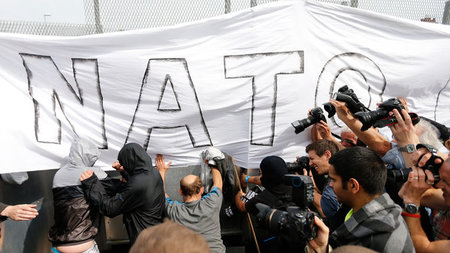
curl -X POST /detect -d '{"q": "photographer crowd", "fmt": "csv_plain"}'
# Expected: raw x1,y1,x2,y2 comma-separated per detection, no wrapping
2,90,449,253
300,92,449,253
232,91,449,253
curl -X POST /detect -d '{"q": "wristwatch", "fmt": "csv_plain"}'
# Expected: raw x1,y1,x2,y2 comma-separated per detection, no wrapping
404,203,419,214
398,144,416,153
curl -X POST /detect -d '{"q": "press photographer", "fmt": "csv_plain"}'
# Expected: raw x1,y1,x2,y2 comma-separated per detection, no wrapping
252,174,318,252
307,147,414,253
235,156,310,253
286,156,328,195
398,145,450,253
305,140,341,219
386,144,443,188
292,107,348,151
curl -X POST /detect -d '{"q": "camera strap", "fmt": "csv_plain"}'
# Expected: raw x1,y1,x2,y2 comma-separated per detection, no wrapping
415,144,443,186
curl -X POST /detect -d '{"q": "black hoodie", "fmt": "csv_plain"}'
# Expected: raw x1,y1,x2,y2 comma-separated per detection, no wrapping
81,143,165,244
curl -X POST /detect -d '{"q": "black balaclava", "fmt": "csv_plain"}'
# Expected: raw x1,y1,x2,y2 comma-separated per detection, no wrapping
259,156,288,189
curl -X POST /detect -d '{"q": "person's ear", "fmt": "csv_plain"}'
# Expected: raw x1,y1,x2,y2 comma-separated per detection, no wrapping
348,178,360,193
200,186,204,195
324,150,332,160
179,189,183,196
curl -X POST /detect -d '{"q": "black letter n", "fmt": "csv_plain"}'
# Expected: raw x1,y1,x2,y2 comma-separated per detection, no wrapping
20,54,107,148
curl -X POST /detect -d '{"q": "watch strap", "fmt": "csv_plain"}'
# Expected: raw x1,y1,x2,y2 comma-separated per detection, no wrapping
416,144,437,154
401,211,421,218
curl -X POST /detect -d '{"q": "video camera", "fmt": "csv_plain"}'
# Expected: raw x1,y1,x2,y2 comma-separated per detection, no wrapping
354,98,420,131
323,85,368,118
291,107,326,134
254,175,318,245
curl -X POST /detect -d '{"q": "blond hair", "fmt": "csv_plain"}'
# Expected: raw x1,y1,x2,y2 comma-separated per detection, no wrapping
129,219,210,253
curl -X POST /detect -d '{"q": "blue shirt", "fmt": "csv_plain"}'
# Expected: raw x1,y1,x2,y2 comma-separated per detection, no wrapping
382,142,406,169
321,180,341,218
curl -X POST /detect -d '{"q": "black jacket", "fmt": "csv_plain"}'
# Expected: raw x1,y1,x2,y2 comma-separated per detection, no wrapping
81,143,165,244
0,202,8,222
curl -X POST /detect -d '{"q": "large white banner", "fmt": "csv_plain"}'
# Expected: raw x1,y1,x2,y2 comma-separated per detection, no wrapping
1,0,449,173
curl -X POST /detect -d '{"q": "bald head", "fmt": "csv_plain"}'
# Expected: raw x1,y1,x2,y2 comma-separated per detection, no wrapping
180,175,203,197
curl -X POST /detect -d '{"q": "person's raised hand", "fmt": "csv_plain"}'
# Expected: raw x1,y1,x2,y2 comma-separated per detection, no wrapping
330,99,353,122
388,109,419,146
80,170,94,182
397,97,409,112
156,154,171,174
112,161,124,172
316,120,332,139
398,167,434,206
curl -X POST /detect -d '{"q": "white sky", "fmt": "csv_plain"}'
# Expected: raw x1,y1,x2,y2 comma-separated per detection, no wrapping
0,0,85,23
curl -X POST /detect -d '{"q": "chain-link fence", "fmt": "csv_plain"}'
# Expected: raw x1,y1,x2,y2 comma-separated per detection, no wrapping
1,0,449,36
83,0,276,33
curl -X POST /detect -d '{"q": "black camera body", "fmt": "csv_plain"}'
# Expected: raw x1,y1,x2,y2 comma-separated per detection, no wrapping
255,204,317,242
354,98,404,131
291,107,326,134
286,157,328,193
323,85,367,118
387,153,444,186
254,174,318,244
286,156,310,174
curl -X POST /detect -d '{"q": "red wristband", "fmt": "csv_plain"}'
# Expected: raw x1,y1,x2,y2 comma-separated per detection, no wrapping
401,211,421,218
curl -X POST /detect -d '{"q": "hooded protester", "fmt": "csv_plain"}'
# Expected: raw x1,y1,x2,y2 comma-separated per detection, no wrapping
80,143,165,244
49,138,107,253
235,155,294,253
244,155,291,215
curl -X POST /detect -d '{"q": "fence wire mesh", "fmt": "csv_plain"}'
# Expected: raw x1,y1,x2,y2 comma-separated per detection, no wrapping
0,0,449,36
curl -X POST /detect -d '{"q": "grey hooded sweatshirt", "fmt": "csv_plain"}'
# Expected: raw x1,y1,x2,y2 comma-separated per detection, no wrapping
330,193,415,253
48,139,107,246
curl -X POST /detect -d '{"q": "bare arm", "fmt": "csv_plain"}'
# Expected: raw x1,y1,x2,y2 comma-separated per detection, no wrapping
388,109,420,168
330,99,391,156
421,188,450,211
156,154,171,198
313,190,326,218
240,173,262,188
398,166,450,253
211,167,222,192
235,191,246,212
404,215,450,253
312,120,344,150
